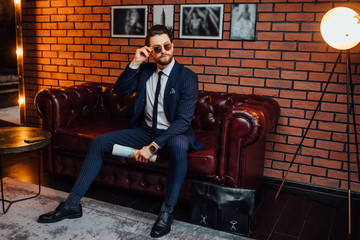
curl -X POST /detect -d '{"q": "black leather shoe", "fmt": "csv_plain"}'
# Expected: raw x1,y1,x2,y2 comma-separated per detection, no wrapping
150,211,173,238
38,202,82,223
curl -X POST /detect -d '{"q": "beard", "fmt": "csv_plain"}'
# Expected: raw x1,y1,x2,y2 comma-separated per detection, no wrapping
156,54,173,66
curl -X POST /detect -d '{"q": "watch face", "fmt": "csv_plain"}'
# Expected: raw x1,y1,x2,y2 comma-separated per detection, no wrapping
150,145,156,154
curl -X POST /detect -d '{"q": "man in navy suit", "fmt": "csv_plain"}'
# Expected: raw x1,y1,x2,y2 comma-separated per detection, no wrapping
38,25,202,238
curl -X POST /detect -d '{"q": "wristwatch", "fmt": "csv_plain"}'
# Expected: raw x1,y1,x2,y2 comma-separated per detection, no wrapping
149,143,158,154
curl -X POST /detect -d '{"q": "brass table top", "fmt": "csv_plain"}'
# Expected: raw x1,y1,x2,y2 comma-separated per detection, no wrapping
0,127,51,154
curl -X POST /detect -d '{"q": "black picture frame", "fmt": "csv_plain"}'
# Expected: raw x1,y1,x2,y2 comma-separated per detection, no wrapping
111,6,148,38
230,4,257,41
179,4,224,40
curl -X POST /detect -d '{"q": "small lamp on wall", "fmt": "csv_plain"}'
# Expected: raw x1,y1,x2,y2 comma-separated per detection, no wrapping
14,0,25,125
275,6,360,238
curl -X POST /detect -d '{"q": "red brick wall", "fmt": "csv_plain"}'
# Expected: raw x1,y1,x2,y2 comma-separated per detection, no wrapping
21,0,360,192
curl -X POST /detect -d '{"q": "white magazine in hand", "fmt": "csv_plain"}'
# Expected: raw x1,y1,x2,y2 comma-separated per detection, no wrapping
112,144,157,162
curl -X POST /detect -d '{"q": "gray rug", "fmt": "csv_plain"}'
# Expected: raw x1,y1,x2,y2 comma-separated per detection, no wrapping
0,178,251,240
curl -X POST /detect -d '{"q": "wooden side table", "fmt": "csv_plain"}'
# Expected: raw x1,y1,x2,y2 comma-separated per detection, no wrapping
0,126,51,213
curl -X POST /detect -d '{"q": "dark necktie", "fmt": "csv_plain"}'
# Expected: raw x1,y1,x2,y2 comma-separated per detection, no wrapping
152,71,163,138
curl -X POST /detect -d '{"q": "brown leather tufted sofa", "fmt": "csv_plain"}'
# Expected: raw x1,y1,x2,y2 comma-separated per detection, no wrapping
35,82,280,202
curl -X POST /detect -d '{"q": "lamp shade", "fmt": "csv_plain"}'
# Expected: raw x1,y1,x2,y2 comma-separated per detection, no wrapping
320,7,360,50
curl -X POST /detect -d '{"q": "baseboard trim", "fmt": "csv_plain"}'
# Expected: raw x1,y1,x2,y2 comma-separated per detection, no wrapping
263,177,360,202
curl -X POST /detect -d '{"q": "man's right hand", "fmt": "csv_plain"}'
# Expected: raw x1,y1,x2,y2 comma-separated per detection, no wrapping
131,46,152,67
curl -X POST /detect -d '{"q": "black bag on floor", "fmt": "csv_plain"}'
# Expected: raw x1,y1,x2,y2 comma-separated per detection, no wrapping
190,177,255,237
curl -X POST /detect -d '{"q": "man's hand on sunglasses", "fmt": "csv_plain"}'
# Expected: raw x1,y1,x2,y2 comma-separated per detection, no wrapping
131,46,152,67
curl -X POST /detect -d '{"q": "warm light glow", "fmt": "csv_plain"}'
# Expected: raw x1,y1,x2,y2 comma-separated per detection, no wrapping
16,47,23,56
18,97,25,105
14,0,20,4
320,7,360,50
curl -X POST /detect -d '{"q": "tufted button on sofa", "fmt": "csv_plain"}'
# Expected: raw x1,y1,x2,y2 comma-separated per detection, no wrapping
35,82,280,202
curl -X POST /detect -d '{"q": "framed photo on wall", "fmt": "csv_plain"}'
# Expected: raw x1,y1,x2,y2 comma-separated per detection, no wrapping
230,4,257,41
180,4,224,40
111,6,148,38
153,5,174,37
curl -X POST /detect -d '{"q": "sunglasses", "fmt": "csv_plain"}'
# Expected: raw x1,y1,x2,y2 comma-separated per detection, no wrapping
152,43,172,53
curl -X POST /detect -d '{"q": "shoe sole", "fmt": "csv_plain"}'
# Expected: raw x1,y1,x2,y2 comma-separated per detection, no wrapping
38,213,83,223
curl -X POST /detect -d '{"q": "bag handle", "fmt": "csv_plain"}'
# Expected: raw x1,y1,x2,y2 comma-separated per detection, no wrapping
213,175,246,200
214,175,238,188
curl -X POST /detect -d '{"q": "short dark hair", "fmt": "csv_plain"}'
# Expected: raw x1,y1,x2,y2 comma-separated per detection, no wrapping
145,25,173,46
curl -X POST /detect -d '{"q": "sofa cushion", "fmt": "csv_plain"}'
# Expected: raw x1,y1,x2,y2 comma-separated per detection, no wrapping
54,119,218,177
54,118,130,154
187,131,219,177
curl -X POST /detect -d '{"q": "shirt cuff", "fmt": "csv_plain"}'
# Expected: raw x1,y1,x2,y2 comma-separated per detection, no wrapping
129,62,140,70
151,141,160,150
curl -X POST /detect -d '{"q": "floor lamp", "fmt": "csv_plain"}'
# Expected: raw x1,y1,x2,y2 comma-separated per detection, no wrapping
275,7,360,238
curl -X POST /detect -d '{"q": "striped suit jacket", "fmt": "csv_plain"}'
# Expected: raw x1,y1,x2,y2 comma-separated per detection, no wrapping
114,61,203,150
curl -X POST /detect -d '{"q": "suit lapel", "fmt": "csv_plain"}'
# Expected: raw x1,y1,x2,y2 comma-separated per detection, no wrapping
140,64,157,89
137,64,157,100
163,61,181,121
164,61,180,101
133,64,156,122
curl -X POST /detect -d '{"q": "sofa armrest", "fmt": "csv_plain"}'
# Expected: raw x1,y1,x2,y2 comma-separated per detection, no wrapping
35,84,101,132
218,96,280,190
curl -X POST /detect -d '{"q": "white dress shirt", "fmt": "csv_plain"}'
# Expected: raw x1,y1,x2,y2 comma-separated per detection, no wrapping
129,58,175,130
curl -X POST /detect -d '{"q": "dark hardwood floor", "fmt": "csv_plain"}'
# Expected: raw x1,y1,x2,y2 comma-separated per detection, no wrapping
1,120,359,240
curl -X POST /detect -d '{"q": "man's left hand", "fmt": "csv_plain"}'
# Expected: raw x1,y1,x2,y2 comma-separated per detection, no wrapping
135,146,153,163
